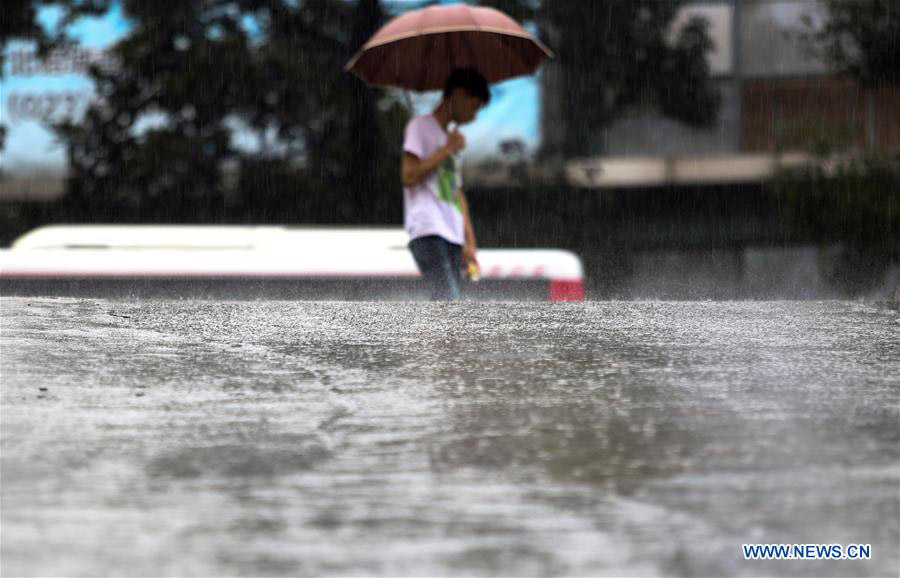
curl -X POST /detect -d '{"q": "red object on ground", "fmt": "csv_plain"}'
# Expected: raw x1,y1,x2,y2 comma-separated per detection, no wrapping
346,4,552,91
549,280,585,302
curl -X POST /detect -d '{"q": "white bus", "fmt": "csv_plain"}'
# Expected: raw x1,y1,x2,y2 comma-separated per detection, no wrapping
0,225,585,301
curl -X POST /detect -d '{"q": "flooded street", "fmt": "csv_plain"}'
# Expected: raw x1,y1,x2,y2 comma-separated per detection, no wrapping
2,297,898,577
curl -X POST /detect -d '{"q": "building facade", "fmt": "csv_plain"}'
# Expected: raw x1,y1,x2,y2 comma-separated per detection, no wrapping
545,0,900,163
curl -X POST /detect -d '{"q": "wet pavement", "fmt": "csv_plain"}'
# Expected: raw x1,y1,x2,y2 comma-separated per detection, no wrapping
1,297,898,577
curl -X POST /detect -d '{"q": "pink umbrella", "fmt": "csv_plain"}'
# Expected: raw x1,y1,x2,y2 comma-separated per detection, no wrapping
345,4,552,91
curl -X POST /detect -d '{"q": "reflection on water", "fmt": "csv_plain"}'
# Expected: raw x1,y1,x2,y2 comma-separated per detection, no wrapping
1,298,898,576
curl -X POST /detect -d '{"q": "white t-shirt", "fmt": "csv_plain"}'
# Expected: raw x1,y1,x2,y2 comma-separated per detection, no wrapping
402,114,465,246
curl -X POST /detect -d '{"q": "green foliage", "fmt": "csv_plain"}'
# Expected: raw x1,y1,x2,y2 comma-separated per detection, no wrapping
773,117,856,159
43,0,406,224
771,153,900,288
781,0,900,292
480,0,720,156
813,0,900,87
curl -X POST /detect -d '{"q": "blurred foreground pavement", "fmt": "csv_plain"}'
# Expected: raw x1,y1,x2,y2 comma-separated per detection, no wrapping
1,298,898,577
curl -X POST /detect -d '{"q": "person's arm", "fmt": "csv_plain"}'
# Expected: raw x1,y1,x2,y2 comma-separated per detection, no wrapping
459,189,478,267
402,130,466,187
402,150,450,187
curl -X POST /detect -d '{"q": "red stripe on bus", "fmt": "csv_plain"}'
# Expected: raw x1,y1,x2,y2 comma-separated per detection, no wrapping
549,279,585,302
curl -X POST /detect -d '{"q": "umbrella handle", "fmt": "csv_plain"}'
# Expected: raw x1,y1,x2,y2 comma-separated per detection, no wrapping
446,121,462,190
447,121,459,159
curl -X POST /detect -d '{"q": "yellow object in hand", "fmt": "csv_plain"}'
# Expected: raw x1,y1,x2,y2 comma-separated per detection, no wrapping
466,262,480,282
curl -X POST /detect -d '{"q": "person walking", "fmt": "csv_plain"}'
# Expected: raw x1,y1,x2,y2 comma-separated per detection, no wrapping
346,6,550,300
401,68,489,301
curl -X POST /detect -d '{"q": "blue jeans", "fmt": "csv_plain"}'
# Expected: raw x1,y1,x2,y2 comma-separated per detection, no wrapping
409,235,462,301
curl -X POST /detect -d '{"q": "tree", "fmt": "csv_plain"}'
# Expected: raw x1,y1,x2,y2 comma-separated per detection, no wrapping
481,0,720,158
49,0,405,224
54,0,256,221
810,0,900,87
781,0,900,296
241,0,405,224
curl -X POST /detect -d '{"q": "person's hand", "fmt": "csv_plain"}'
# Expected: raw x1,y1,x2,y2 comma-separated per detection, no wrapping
463,243,480,281
463,242,478,267
445,130,466,155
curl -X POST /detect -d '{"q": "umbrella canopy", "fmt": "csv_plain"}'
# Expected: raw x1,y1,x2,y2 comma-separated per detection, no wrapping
346,4,552,91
